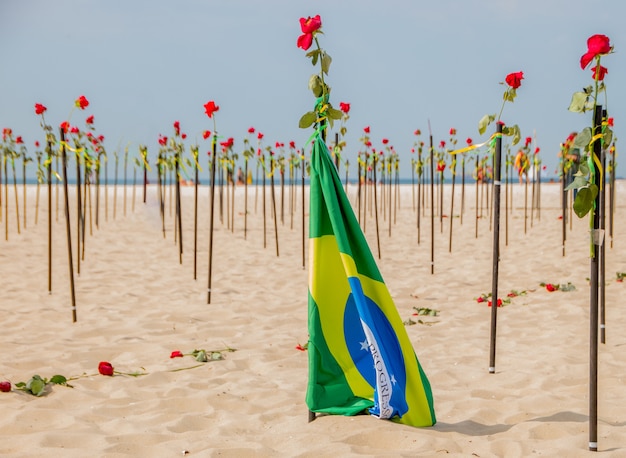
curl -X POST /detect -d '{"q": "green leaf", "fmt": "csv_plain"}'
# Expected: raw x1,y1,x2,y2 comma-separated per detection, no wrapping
503,87,517,103
578,161,589,177
565,174,588,191
478,114,495,135
321,52,332,75
574,127,592,150
308,74,323,97
604,127,613,147
503,124,521,146
195,350,208,362
328,107,343,120
50,375,67,385
306,49,320,66
26,376,46,396
568,92,589,113
573,184,598,218
298,111,317,129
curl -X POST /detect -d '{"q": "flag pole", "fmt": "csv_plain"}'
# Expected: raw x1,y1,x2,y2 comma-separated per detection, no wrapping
488,122,503,373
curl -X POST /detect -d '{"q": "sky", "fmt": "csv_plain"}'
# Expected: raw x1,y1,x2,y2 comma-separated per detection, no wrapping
1,0,624,182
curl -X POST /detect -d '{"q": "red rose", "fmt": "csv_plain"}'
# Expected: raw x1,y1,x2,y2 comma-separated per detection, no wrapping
289,141,296,149
339,102,350,114
98,135,104,142
181,133,187,139
35,140,40,147
525,136,532,146
86,115,94,124
34,103,47,115
363,126,370,134
257,132,264,140
170,350,184,358
607,117,614,127
98,361,114,376
534,147,540,154
158,136,167,146
297,15,322,51
202,130,211,139
505,71,524,89
248,127,255,134
414,129,421,136
546,283,556,292
591,65,608,81
15,136,23,144
439,140,446,148
203,100,219,118
0,380,10,392
466,138,473,145
60,121,70,133
581,34,611,69
300,15,321,34
437,161,445,172
75,95,89,110
449,128,456,135
382,138,389,145
477,296,485,303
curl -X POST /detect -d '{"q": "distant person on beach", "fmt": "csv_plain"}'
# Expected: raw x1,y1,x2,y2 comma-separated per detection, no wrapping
237,167,244,185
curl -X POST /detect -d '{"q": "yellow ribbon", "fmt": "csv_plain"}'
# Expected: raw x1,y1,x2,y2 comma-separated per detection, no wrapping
58,141,84,154
448,133,501,156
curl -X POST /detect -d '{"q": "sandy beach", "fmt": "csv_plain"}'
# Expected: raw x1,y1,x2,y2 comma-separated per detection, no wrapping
1,180,625,457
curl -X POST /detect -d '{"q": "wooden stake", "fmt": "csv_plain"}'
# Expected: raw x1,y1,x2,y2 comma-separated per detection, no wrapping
488,122,503,374
60,129,77,322
429,124,434,274
207,139,217,304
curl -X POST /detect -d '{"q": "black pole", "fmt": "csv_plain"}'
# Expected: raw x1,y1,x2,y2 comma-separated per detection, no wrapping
270,156,279,257
448,158,456,252
599,110,607,345
301,156,305,270
47,141,52,294
372,154,381,259
207,139,217,304
429,131,434,274
244,158,248,240
76,147,82,275
488,122,503,373
175,152,183,264
143,154,147,203
60,129,77,322
562,164,567,257
588,104,602,452
193,149,199,280
417,153,422,244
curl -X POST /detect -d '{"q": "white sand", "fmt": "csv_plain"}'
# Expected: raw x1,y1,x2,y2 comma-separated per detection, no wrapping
1,180,625,457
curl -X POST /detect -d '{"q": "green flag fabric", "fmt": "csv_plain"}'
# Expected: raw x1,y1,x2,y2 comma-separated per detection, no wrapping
306,133,436,427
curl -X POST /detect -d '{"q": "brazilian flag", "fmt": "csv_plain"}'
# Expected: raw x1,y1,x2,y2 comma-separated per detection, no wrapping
306,133,436,427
